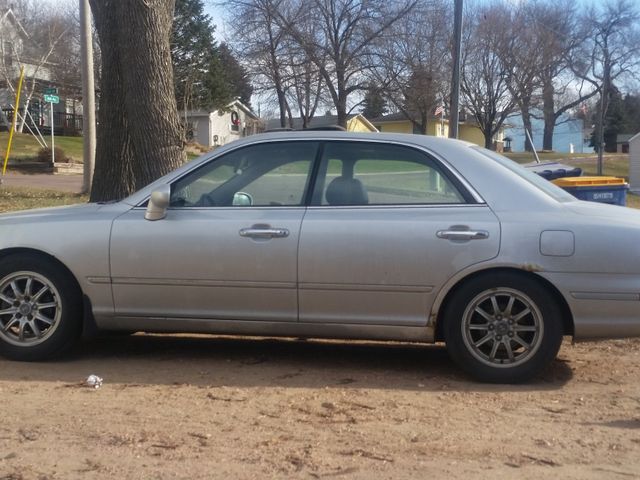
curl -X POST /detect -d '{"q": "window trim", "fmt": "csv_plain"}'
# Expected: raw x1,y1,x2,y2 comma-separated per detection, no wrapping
135,137,485,209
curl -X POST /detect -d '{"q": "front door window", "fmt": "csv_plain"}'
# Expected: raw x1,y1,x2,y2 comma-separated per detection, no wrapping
170,142,318,208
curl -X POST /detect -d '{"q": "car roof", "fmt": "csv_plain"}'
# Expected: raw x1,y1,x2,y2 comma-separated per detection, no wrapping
231,131,477,150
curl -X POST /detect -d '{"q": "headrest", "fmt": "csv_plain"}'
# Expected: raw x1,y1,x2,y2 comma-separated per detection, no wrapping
325,177,369,205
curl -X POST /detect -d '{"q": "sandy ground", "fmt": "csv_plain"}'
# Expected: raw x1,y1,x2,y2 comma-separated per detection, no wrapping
1,334,639,479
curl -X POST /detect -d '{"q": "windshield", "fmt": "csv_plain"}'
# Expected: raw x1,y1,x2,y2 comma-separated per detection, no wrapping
472,147,576,203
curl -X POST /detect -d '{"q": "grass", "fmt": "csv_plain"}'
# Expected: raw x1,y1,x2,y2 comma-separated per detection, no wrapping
0,186,87,213
0,132,84,163
627,194,640,209
504,151,595,164
561,154,630,179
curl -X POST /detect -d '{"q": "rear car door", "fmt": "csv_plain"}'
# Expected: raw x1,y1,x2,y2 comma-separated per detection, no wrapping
298,140,500,326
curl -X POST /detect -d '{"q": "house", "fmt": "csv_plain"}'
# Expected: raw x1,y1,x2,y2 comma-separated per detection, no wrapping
185,100,261,148
0,8,80,135
0,9,52,86
265,113,378,132
370,112,502,150
504,113,585,153
629,132,640,193
616,134,634,154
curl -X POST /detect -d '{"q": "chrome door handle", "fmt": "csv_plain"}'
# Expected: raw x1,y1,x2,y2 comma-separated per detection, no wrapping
239,227,290,239
436,230,489,240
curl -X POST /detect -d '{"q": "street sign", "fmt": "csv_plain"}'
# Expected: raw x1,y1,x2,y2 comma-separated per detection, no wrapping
44,87,58,95
44,94,59,104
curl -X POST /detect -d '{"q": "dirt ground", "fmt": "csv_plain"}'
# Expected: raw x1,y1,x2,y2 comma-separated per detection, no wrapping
1,334,639,480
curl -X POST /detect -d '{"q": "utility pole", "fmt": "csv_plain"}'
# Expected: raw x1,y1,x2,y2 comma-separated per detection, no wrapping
449,0,463,139
597,68,609,176
80,0,96,194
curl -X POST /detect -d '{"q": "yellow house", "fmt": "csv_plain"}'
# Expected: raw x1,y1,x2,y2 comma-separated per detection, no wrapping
265,113,378,132
370,113,504,150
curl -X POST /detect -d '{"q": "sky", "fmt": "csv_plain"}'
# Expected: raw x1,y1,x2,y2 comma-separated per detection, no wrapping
204,2,229,42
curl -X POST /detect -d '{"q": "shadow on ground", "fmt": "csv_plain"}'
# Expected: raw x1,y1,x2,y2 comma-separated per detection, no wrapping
0,333,573,391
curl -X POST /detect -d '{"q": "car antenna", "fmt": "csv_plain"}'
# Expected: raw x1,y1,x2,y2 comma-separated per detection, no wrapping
524,127,541,164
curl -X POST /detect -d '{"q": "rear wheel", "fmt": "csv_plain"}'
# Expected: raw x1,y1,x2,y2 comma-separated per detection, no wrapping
443,273,563,383
0,254,83,361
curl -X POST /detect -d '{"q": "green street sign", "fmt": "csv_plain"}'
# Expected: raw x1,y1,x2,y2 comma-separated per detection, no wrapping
44,94,59,104
44,87,58,95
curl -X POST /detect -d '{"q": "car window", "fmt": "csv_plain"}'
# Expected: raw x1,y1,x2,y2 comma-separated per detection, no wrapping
312,142,466,206
170,142,319,207
473,147,576,202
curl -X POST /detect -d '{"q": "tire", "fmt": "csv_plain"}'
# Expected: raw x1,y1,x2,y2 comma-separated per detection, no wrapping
0,254,83,361
443,272,563,383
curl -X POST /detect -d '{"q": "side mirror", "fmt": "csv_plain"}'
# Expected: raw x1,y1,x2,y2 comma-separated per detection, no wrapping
232,191,253,206
145,184,171,221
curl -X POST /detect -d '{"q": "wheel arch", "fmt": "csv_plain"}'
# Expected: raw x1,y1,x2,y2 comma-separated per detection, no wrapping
0,247,91,325
434,267,574,341
0,248,79,283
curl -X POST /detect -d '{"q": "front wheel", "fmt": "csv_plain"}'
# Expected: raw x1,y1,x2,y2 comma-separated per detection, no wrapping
443,273,563,383
0,254,83,361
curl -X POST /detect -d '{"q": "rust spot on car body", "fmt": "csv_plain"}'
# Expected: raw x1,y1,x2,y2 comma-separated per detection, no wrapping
521,263,543,272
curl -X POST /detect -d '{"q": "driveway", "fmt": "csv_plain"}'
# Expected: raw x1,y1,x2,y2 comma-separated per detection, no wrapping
1,172,83,193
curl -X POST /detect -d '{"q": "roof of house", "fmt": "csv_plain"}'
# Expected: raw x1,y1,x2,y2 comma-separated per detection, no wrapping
370,112,412,123
370,111,480,126
629,132,640,143
229,99,258,119
265,113,376,131
617,133,636,143
185,99,259,120
0,9,30,40
370,112,452,123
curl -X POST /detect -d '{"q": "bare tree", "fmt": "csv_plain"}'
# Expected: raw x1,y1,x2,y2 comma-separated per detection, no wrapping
370,1,451,134
497,1,545,151
226,0,292,127
519,0,597,151
461,4,516,149
89,0,186,201
275,0,418,127
571,0,640,171
284,48,326,128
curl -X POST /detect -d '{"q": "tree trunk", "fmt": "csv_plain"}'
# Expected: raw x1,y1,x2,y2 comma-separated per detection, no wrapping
542,79,555,151
483,126,493,149
17,97,30,133
520,100,533,152
89,0,185,202
89,0,135,201
277,88,288,128
336,95,347,128
335,66,347,128
420,112,428,135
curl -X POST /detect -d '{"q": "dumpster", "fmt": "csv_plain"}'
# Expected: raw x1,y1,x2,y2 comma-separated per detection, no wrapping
552,176,629,206
524,162,582,180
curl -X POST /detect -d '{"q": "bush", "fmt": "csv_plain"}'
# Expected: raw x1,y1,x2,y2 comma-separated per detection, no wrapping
36,146,72,164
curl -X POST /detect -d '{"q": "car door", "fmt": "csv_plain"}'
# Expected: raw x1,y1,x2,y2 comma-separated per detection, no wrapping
109,141,319,322
298,140,500,326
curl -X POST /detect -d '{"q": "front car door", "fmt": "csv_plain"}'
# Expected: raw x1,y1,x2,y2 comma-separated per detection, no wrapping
109,141,319,323
298,140,501,326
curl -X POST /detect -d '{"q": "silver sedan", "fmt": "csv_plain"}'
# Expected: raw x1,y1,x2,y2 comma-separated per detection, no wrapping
1,132,639,383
